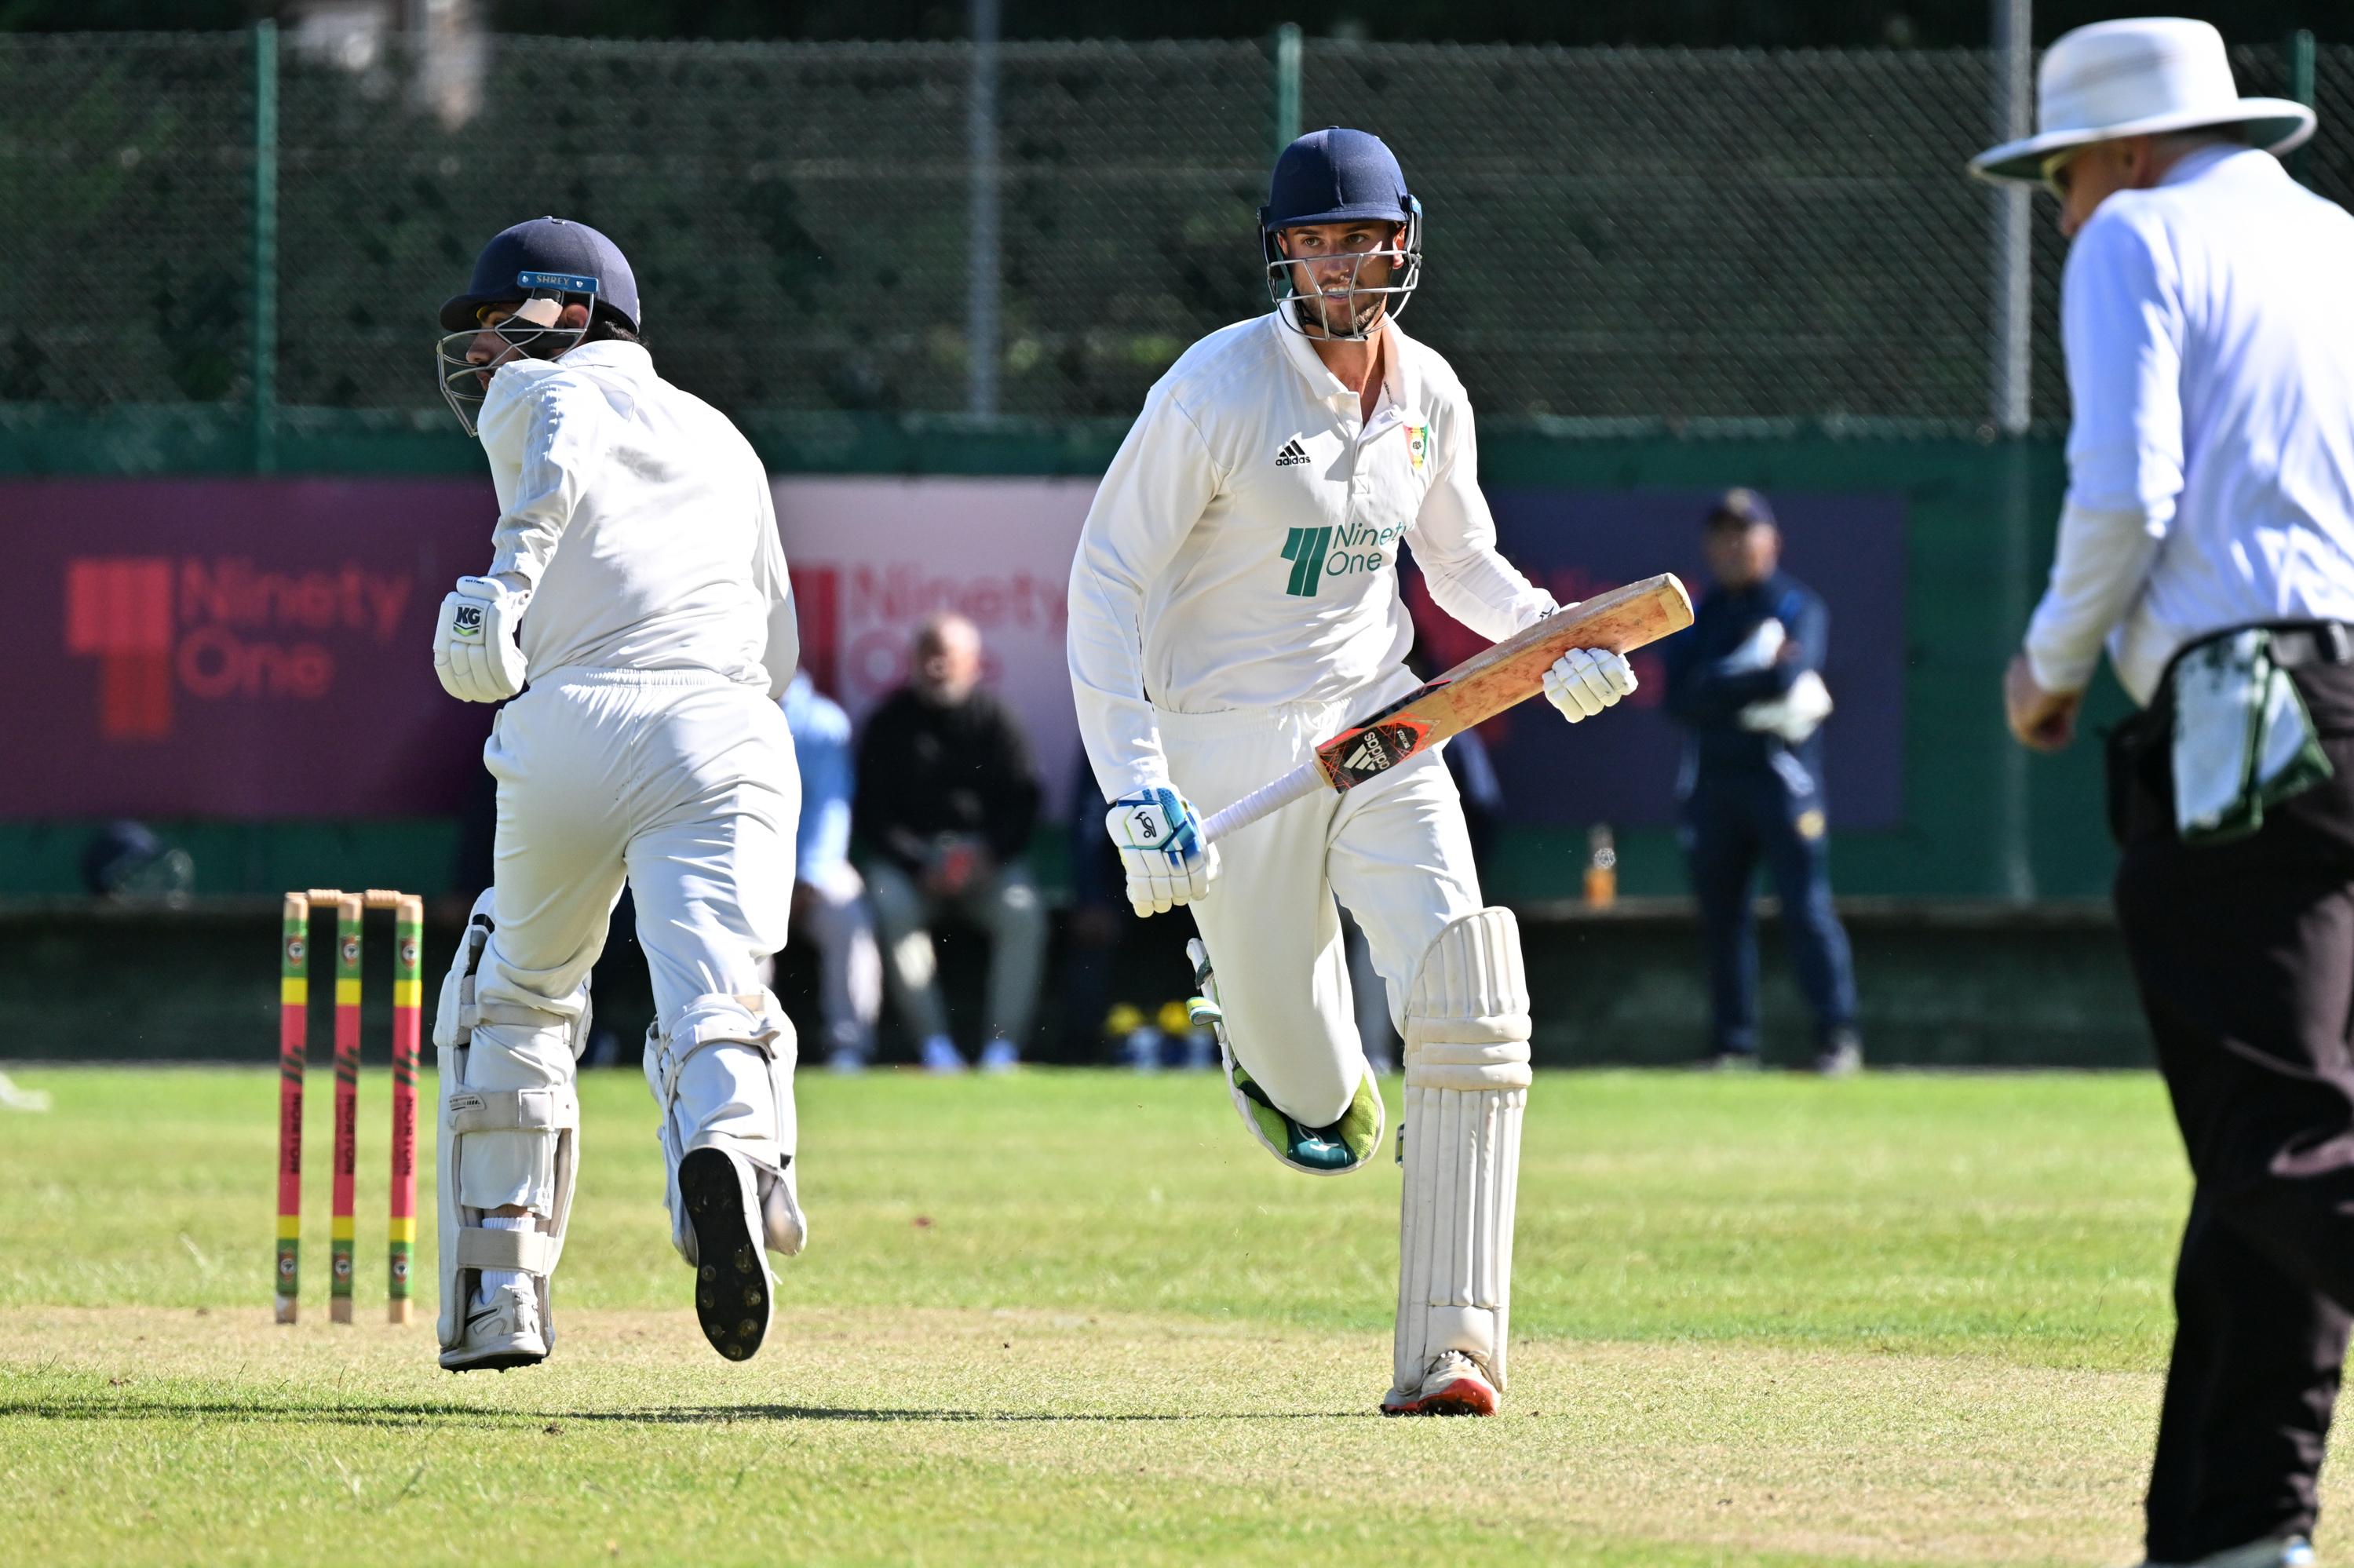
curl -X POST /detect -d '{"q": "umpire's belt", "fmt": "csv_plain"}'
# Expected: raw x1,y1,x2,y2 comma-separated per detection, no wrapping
2168,620,2354,684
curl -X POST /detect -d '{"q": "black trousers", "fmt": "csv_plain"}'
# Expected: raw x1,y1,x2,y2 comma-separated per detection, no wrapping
2110,655,2354,1561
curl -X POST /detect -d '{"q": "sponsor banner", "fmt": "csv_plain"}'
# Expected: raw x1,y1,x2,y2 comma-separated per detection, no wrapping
6,477,1897,833
1407,488,1907,830
5,479,498,819
775,476,1090,813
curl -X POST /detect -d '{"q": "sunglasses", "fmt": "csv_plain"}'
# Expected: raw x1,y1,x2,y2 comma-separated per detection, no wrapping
2040,147,2090,198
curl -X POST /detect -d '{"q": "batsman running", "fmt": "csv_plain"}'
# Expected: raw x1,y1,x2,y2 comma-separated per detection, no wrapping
426,217,806,1372
1068,128,1637,1416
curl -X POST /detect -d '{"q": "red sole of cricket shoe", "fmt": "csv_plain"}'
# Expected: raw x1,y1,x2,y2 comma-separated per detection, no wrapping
1381,1377,1499,1417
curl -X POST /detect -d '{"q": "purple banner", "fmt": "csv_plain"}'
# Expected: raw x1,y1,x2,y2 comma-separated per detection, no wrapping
5,478,1904,830
1407,489,1907,830
2,480,499,819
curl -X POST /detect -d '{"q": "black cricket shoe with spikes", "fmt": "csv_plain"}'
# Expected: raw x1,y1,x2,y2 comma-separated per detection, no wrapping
678,1147,774,1363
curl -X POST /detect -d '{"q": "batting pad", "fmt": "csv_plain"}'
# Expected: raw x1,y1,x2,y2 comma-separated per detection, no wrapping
1394,906,1532,1397
644,990,805,1263
433,894,583,1358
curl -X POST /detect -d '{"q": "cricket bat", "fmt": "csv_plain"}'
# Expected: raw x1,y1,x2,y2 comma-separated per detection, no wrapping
1199,573,1694,845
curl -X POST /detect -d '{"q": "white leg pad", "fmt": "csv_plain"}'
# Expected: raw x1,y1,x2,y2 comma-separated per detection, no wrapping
435,894,585,1354
1394,906,1532,1397
644,989,805,1264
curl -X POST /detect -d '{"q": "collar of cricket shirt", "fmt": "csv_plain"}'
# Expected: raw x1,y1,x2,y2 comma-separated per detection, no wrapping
555,340,653,375
2155,140,2265,190
1269,307,1425,439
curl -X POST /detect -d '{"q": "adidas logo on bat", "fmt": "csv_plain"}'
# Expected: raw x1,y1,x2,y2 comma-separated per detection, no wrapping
1273,439,1309,468
1341,731,1393,774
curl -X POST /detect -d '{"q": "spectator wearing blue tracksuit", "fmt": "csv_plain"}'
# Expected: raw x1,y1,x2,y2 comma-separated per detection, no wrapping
1662,489,1860,1075
780,671,881,1072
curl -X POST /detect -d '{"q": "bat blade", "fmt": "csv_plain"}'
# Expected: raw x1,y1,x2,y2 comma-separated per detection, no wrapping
1312,573,1693,790
1195,573,1693,846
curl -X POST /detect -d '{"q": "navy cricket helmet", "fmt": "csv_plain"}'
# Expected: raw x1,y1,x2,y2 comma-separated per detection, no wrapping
1259,128,1424,339
435,217,640,434
439,216,640,333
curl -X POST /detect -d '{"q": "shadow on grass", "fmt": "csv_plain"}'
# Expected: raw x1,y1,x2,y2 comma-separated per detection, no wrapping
1,1397,1368,1426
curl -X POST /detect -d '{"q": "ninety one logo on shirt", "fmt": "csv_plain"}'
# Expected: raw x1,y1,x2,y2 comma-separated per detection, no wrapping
1279,520,1407,597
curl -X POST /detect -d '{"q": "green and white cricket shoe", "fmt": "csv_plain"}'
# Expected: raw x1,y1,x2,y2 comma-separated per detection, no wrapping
1187,939,1385,1176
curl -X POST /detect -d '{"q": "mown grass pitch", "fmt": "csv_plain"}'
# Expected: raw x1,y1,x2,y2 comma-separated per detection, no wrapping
0,1066,2334,1566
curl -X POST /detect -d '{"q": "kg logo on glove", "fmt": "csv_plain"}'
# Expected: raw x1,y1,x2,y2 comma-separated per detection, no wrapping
1105,786,1218,918
431,575,530,705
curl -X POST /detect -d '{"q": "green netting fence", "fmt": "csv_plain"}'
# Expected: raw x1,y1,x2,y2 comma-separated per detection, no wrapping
0,31,2343,439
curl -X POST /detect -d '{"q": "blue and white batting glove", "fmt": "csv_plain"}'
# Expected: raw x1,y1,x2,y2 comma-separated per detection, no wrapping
1104,786,1219,918
431,575,531,703
1543,647,1637,723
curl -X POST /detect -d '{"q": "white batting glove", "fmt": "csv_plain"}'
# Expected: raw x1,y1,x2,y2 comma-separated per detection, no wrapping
1543,647,1637,723
432,575,530,703
1104,786,1219,918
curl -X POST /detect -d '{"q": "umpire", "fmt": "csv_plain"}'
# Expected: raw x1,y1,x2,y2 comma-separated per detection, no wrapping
1662,488,1859,1075
1973,20,2354,1568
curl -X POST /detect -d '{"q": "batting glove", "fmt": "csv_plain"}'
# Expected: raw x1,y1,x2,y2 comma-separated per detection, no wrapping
432,575,530,703
1104,786,1219,918
1543,647,1637,723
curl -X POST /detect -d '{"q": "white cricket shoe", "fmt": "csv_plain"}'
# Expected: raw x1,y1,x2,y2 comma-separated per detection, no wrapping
2134,1538,2314,1568
680,1146,775,1363
1381,1351,1500,1417
438,1282,546,1373
978,1038,1020,1074
761,1156,808,1257
921,1036,967,1074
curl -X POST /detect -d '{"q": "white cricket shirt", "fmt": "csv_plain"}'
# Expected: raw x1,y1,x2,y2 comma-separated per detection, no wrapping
474,341,798,698
2027,144,2354,703
1068,308,1557,801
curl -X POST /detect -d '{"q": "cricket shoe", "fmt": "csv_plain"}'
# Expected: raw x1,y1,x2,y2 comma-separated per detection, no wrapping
439,1282,547,1373
1188,938,1384,1176
1381,1351,1501,1417
2133,1537,2315,1568
679,1146,774,1364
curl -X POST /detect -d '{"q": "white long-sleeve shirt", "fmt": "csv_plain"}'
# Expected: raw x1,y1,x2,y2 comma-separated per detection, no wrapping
475,341,798,698
1068,309,1556,800
2026,144,2354,704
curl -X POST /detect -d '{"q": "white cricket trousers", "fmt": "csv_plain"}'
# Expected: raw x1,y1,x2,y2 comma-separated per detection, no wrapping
459,667,798,1212
1159,687,1484,1128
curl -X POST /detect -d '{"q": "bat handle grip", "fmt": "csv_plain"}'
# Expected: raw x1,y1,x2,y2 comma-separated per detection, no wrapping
1200,762,1325,846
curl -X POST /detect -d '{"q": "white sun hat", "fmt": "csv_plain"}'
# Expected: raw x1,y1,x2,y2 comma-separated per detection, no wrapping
1969,16,2316,186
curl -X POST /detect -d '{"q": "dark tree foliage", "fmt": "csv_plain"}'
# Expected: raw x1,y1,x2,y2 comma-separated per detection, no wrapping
5,0,2349,45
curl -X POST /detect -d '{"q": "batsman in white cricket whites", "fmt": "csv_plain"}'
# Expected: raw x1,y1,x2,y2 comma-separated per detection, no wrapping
426,217,806,1372
1067,128,1637,1416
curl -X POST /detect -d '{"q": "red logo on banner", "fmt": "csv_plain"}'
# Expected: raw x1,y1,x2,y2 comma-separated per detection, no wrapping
64,556,414,744
791,563,840,698
65,557,174,740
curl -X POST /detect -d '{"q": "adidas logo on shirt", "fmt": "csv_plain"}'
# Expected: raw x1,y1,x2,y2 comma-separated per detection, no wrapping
1273,439,1309,468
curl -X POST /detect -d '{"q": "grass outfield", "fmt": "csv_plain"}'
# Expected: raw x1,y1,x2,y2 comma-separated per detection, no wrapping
0,1065,2325,1566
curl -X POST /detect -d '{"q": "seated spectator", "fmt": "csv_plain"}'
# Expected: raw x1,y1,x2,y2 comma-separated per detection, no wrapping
854,613,1046,1074
782,670,883,1074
